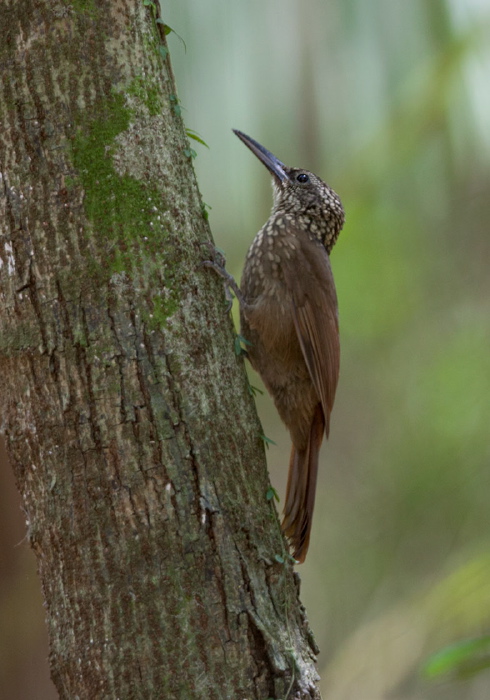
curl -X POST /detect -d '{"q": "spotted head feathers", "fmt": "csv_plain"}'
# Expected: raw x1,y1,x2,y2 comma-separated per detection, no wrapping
233,129,344,253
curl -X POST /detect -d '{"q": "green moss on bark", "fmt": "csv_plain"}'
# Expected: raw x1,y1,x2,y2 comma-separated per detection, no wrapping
65,0,97,15
71,91,160,253
127,76,163,117
70,91,179,326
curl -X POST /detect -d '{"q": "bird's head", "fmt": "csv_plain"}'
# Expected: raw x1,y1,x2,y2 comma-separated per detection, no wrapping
234,129,344,253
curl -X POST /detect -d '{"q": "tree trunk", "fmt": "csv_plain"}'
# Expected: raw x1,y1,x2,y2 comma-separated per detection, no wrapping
0,1,320,697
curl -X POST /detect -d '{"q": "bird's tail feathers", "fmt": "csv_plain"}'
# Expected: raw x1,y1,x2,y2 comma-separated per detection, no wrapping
282,405,324,563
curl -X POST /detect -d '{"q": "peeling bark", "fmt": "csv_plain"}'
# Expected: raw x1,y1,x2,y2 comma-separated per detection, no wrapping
0,1,321,697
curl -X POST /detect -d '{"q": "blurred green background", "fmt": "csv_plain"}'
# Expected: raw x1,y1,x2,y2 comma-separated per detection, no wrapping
1,0,489,697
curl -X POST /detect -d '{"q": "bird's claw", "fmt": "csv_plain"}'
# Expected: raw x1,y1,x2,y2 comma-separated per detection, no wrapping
200,248,245,309
200,242,227,268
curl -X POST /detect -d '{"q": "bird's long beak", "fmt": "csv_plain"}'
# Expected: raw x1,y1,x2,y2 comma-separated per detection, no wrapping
233,129,288,183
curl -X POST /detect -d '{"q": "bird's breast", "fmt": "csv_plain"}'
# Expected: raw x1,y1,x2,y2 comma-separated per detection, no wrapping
241,223,300,302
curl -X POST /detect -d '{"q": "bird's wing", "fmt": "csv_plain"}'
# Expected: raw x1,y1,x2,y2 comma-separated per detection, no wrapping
283,233,340,435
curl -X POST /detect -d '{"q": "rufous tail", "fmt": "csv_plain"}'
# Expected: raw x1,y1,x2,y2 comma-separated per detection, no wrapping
282,404,325,563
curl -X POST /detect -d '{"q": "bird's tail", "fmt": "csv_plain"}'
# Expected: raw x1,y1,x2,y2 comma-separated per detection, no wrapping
282,404,325,563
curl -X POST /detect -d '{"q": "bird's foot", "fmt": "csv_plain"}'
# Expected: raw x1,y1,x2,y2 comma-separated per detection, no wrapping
201,241,227,268
201,243,245,309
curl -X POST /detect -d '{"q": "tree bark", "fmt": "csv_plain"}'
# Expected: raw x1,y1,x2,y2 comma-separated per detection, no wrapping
0,1,320,697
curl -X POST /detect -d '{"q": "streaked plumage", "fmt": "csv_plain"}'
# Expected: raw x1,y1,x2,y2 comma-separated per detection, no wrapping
234,130,344,563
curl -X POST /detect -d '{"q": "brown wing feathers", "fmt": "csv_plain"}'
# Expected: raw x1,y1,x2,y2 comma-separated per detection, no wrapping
281,236,340,561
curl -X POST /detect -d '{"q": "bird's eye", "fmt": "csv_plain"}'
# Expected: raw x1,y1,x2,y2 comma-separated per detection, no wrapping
296,173,309,184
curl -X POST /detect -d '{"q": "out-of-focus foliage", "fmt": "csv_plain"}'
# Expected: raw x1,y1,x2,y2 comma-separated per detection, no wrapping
424,635,490,681
165,0,490,697
322,554,490,697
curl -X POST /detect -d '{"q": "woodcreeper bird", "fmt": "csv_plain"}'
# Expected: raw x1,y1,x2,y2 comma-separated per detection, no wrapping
210,130,345,563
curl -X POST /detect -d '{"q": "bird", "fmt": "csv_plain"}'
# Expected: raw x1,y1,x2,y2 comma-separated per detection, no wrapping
209,130,345,563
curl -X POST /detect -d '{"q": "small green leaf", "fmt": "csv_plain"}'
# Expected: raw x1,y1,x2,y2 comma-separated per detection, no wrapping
248,383,264,397
159,45,168,60
266,486,280,502
162,24,187,51
235,334,253,356
142,0,156,14
201,202,212,221
236,334,252,347
183,148,197,159
186,129,210,148
234,336,245,356
169,94,182,115
259,433,277,449
423,636,490,679
274,554,285,564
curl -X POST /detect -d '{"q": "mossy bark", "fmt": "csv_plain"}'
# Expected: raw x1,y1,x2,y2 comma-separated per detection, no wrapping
0,1,320,698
